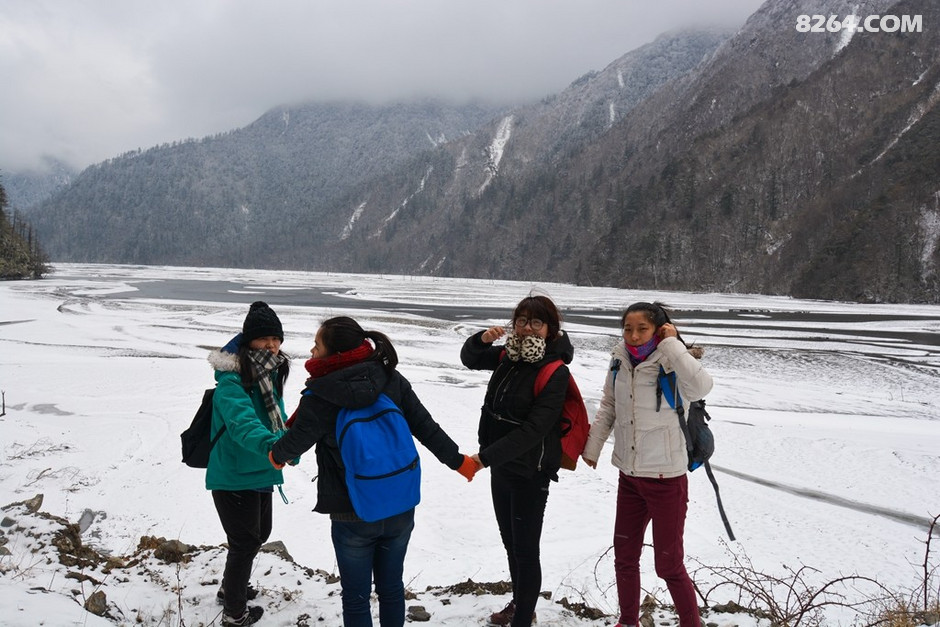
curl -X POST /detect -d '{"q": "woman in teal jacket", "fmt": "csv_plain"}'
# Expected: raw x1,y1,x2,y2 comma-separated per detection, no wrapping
207,301,291,626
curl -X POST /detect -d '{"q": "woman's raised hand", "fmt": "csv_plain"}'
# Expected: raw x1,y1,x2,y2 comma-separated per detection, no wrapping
658,323,678,339
481,326,506,344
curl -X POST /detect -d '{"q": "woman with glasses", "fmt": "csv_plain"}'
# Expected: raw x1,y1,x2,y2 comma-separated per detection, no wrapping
460,293,575,627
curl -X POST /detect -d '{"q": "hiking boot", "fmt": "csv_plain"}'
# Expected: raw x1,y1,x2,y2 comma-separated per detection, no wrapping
488,601,516,626
487,601,536,626
221,605,263,626
216,584,259,604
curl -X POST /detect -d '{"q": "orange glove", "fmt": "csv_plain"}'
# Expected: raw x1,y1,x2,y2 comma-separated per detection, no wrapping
457,455,481,482
269,450,285,470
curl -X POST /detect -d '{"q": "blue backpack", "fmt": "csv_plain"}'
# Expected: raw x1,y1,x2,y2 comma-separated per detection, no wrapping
336,393,421,522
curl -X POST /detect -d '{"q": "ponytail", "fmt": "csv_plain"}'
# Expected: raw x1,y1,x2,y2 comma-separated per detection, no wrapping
364,330,398,372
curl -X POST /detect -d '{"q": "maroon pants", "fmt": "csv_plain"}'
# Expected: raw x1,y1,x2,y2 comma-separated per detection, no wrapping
613,473,700,627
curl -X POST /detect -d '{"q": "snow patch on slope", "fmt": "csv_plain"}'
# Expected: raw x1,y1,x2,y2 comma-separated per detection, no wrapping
372,165,434,238
835,6,860,54
426,131,447,147
340,202,367,240
478,116,513,196
854,79,940,176
920,191,940,274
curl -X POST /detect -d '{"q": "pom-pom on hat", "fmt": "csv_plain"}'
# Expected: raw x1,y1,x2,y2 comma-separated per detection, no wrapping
242,301,284,343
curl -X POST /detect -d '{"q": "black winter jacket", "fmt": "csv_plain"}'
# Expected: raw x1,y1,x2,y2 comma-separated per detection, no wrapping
270,360,464,516
460,330,573,481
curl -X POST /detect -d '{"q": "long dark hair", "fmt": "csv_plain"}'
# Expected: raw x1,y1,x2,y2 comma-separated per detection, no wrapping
511,295,562,340
622,301,691,349
319,316,398,373
237,344,290,393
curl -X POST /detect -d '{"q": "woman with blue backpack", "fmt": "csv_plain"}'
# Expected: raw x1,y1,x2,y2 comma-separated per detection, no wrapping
581,301,713,627
268,316,478,627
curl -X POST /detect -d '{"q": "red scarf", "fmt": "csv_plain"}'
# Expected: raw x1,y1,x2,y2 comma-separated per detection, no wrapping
287,340,375,428
304,340,375,379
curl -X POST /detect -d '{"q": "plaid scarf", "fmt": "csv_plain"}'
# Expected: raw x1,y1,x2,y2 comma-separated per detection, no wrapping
247,349,288,432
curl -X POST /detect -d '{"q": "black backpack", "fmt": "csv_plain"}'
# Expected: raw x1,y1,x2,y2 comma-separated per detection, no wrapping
180,388,226,468
657,367,734,541
656,369,715,471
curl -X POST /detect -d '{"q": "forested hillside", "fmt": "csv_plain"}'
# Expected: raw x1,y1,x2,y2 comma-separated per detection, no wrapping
307,0,940,303
25,29,726,271
0,182,49,279
25,101,503,266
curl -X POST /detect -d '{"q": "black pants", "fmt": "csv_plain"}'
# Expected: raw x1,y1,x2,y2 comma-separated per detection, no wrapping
491,469,550,627
212,489,273,615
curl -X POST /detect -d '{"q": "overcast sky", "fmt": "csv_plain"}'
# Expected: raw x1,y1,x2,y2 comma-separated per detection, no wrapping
0,0,764,174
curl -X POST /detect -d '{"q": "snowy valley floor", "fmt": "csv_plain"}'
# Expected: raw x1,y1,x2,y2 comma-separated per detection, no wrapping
1,264,939,626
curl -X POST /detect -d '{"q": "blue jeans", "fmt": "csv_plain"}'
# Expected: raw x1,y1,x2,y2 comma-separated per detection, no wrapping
331,509,415,627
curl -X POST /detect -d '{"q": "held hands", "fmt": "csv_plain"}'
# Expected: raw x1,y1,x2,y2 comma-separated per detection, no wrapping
581,454,597,469
268,450,285,470
481,326,507,344
456,454,484,481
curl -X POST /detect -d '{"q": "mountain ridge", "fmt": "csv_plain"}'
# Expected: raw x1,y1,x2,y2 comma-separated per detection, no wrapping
19,0,940,302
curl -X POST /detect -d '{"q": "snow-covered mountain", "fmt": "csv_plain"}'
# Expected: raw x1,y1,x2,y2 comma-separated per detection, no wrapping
20,0,940,303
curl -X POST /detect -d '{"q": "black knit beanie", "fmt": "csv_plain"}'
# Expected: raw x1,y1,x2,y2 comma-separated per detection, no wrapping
242,301,284,343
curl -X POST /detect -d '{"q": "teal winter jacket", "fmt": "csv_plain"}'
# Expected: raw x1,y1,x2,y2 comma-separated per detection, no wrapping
205,348,286,491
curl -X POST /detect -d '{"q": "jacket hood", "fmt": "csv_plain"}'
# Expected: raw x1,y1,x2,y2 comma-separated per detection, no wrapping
306,360,390,410
208,348,239,373
547,330,575,365
207,347,295,374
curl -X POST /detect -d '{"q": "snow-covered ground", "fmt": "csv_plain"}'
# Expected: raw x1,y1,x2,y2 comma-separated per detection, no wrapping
1,263,938,626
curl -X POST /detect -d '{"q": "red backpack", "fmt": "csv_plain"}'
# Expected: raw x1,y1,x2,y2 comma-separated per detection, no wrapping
534,360,589,471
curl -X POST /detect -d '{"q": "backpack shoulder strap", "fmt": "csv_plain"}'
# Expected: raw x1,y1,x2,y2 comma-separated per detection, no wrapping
656,366,683,413
609,358,621,389
533,359,565,396
704,458,736,541
204,388,228,444
658,365,692,452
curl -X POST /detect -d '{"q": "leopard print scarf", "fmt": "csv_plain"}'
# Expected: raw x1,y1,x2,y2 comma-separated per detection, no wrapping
503,333,546,363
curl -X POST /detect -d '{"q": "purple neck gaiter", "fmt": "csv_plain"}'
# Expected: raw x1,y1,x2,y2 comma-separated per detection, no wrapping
626,335,660,366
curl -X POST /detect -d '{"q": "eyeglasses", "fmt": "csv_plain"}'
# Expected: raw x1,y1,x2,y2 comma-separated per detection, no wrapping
513,317,544,331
